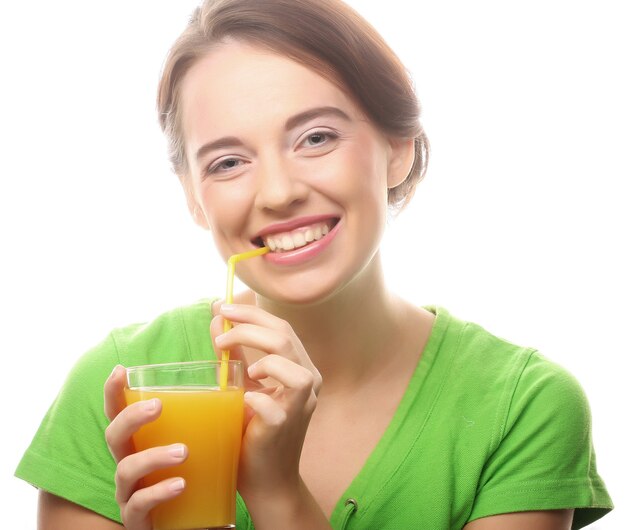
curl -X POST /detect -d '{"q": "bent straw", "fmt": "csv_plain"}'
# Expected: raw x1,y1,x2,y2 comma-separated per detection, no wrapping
220,246,269,389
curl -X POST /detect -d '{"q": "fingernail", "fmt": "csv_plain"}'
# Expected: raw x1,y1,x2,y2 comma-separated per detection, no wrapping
221,304,234,312
109,365,123,379
244,391,258,403
247,362,258,375
170,478,185,491
168,444,186,458
142,398,158,411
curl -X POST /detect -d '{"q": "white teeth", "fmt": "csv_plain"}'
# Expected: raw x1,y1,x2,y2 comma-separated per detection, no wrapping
262,220,335,252
293,232,306,247
282,235,295,251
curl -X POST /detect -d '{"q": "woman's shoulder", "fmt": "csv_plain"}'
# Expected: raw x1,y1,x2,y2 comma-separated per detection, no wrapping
112,298,214,343
432,306,549,373
427,306,585,412
69,298,219,378
425,307,602,472
433,309,614,525
427,306,534,375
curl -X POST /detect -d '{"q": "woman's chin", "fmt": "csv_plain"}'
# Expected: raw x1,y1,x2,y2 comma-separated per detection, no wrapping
251,277,346,308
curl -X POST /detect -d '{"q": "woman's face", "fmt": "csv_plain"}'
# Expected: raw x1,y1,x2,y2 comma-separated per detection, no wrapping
179,40,412,305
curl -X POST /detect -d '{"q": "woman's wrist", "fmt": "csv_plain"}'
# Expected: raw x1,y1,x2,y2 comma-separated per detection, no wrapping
242,477,331,530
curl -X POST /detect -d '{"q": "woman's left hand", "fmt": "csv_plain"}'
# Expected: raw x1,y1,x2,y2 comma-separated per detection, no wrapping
210,302,322,504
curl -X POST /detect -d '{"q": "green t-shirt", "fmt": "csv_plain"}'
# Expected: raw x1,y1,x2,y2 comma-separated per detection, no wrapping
15,301,612,529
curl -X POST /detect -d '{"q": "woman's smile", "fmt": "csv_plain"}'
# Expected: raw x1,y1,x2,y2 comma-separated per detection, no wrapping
257,218,337,253
258,217,342,266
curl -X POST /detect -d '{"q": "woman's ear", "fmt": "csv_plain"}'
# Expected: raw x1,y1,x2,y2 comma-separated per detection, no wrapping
386,137,415,189
179,174,210,230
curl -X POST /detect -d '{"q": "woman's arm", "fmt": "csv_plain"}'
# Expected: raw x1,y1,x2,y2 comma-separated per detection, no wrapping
38,491,123,530
463,509,574,530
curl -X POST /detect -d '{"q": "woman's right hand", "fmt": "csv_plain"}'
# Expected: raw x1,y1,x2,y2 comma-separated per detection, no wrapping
103,365,188,530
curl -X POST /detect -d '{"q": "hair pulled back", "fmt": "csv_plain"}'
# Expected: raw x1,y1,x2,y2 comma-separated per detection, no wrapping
158,0,429,211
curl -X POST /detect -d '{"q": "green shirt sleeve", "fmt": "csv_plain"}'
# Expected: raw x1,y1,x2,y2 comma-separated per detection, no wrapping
15,333,122,522
15,300,217,522
468,351,612,528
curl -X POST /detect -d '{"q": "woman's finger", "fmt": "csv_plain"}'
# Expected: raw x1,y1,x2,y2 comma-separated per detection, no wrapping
213,302,322,393
219,303,293,331
216,322,322,394
122,477,186,530
218,304,304,358
105,398,162,463
244,391,287,429
215,322,301,362
210,315,249,360
249,355,316,400
216,303,317,367
211,314,265,392
210,311,228,347
104,365,128,421
115,444,187,505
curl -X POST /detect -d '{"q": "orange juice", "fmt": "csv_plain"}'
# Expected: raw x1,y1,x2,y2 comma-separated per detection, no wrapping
125,386,244,530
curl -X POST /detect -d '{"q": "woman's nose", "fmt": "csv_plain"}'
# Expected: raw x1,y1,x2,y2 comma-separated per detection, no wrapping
253,152,309,212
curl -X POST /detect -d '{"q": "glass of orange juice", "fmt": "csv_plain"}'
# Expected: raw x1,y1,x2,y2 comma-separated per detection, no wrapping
125,360,244,530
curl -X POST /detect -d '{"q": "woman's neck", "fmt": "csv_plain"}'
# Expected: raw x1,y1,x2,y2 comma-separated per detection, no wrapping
255,254,413,391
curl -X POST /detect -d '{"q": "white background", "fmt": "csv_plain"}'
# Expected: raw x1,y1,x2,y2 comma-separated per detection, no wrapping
1,1,623,528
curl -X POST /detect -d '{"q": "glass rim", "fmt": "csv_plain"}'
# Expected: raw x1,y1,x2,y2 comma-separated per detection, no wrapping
125,359,242,374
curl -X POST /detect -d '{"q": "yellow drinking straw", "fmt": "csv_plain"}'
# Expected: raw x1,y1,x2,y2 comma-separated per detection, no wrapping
220,246,269,389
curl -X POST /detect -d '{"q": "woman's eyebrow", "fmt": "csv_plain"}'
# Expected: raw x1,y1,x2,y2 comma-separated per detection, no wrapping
284,106,351,131
195,136,243,162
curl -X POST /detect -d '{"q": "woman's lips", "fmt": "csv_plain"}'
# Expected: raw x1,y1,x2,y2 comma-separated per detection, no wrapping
261,219,338,252
261,218,341,266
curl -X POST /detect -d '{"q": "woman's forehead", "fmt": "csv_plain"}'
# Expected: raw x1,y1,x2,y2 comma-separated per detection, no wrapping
179,41,360,143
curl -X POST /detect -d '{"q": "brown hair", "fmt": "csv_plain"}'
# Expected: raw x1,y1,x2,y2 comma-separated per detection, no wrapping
158,0,429,211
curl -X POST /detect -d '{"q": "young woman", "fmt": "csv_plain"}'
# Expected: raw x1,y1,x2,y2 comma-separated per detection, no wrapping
17,0,612,528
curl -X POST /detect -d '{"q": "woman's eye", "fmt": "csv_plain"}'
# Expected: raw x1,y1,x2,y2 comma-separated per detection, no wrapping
206,157,243,176
301,130,337,148
219,159,240,170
